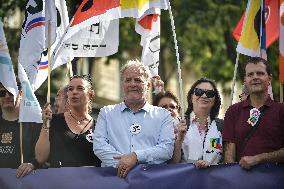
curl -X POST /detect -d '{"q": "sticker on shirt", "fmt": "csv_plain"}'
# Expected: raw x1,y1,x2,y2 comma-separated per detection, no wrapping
86,132,93,143
247,108,261,127
209,138,222,150
130,124,141,135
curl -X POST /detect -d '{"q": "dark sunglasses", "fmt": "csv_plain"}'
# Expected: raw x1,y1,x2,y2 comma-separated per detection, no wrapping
194,88,216,98
0,90,13,97
70,74,93,86
161,104,178,110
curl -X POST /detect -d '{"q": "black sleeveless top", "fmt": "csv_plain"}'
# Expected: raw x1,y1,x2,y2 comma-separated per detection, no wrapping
49,113,101,167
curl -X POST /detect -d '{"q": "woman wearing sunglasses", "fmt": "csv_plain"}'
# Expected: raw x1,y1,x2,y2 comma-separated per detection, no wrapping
35,75,101,167
170,77,223,168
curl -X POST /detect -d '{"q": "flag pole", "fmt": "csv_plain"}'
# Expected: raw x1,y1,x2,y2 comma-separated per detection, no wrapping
20,122,23,164
46,21,52,128
280,84,283,103
230,52,240,105
167,0,185,119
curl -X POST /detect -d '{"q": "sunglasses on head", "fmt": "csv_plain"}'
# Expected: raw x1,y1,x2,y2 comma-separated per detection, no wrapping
0,90,13,97
194,88,216,98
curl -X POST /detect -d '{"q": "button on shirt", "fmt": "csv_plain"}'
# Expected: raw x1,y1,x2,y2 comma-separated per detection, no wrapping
93,102,175,167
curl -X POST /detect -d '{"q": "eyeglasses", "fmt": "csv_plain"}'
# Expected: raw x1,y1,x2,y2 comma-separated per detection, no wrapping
161,104,178,110
70,74,92,83
0,90,13,97
194,88,216,98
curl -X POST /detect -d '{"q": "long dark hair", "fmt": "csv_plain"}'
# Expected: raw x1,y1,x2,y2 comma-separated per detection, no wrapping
185,77,221,121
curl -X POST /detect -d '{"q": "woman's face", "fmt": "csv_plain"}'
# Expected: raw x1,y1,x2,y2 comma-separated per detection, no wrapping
158,97,179,118
191,82,216,113
67,78,93,110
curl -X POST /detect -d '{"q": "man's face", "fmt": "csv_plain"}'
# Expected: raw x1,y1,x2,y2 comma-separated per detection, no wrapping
122,66,150,104
244,62,272,95
0,86,15,110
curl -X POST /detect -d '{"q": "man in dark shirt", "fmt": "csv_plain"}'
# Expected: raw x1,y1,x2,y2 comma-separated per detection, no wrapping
223,57,284,169
0,82,41,177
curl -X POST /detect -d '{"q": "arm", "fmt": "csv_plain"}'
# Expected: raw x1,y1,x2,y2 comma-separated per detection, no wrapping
239,147,284,169
223,142,236,163
93,109,122,167
35,103,52,164
134,113,175,164
168,120,187,163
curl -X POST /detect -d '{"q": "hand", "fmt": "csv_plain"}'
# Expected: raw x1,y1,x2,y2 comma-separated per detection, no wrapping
176,119,187,142
16,163,34,178
42,103,52,125
195,160,210,169
151,75,165,95
113,152,138,178
239,155,260,170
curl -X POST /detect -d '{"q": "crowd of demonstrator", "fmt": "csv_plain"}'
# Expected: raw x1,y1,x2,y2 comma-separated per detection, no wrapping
0,57,283,178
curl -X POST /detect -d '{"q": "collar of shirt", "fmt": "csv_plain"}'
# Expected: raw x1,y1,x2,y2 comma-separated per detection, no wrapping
120,101,151,113
241,96,273,110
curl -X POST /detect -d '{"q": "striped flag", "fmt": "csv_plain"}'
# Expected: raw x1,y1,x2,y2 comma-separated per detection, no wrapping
135,9,160,77
236,0,267,58
233,0,279,48
33,0,71,91
280,0,284,84
0,18,18,99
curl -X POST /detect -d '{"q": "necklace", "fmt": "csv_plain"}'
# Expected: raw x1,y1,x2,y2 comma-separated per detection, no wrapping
69,111,87,125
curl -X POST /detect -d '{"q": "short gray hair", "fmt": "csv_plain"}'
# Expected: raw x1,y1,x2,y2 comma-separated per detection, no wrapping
120,59,151,81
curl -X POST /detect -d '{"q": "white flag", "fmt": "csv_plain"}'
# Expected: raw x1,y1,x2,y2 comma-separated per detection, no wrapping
18,0,47,89
57,19,119,58
135,9,161,77
33,0,72,90
0,18,18,98
18,64,42,123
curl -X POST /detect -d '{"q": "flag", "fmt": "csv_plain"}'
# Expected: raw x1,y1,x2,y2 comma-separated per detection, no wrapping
57,19,119,58
135,9,160,77
236,0,270,57
33,0,72,90
55,0,169,59
280,0,284,84
0,18,18,98
18,64,42,123
233,0,279,48
18,0,49,90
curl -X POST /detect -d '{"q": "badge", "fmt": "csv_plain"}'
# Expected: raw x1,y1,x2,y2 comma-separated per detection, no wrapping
247,108,261,126
130,124,141,135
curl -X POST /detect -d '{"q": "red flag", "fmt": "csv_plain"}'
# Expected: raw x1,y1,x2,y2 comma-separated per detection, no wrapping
233,0,279,47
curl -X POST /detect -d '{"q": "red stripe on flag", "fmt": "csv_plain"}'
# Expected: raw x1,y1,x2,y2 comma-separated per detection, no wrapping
39,65,48,70
26,22,45,33
71,0,120,27
138,14,159,30
232,0,279,47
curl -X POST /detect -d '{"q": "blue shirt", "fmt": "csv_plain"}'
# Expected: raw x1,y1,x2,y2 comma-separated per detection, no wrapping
93,102,175,167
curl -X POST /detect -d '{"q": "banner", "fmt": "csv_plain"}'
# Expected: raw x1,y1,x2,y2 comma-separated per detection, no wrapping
135,9,160,77
280,0,284,84
233,0,279,48
0,164,283,189
0,18,18,98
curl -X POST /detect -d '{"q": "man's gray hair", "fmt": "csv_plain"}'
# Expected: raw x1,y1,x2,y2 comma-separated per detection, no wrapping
120,59,151,81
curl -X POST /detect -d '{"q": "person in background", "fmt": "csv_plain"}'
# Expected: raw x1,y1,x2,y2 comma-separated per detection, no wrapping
170,78,223,168
54,86,68,114
35,75,101,167
153,91,181,125
93,60,174,178
0,82,41,177
223,57,284,169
